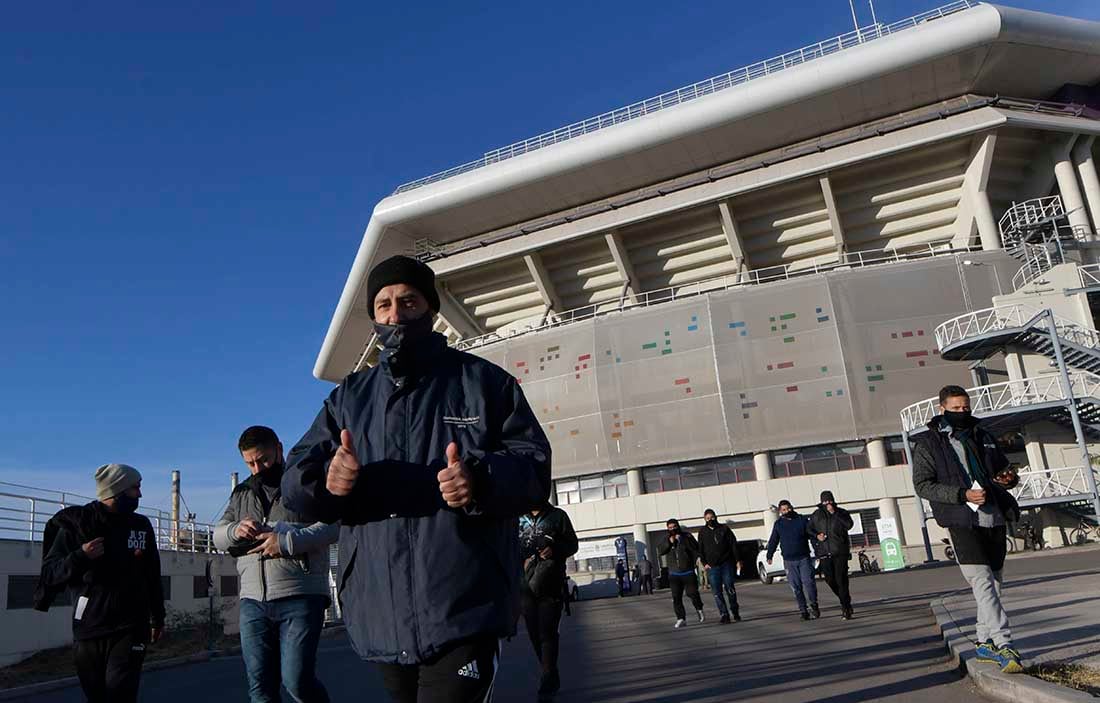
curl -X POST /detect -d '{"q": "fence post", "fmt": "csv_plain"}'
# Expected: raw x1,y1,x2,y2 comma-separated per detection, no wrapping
29,498,36,541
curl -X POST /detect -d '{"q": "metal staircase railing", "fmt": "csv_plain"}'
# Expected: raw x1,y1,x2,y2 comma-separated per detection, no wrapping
998,196,1094,291
1012,465,1100,506
899,371,1100,433
934,303,1100,372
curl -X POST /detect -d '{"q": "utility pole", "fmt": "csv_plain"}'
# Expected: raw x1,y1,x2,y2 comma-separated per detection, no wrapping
171,470,181,550
230,472,238,490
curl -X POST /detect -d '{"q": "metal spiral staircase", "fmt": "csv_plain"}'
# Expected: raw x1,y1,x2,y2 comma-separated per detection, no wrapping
900,197,1100,529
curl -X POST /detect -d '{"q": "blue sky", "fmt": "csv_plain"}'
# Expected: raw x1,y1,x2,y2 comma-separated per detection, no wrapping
2,0,1098,522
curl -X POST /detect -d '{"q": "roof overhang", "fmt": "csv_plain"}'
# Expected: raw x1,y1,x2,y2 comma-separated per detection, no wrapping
315,3,1100,381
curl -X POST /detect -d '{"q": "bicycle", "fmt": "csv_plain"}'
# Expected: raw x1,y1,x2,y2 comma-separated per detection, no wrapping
941,537,955,561
1069,518,1098,546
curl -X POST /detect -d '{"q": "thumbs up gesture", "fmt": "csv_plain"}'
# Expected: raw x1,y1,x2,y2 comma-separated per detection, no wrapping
326,430,360,497
437,442,474,509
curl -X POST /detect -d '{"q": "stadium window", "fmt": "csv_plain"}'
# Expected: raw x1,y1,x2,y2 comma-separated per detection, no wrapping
555,479,580,505
886,436,909,466
642,466,681,493
603,472,630,499
775,442,869,476
717,455,756,484
849,508,881,547
772,449,805,477
836,441,870,470
193,575,209,599
679,462,719,489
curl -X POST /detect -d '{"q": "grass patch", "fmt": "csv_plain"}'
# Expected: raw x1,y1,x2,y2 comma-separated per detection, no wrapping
0,626,237,690
1028,662,1100,696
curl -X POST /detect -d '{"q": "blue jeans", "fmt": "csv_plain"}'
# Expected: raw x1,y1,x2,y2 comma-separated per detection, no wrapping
784,557,818,613
708,562,739,617
239,595,330,703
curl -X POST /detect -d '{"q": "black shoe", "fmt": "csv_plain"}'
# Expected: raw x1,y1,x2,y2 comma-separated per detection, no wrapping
842,607,853,620
810,604,821,619
800,611,811,621
733,612,742,622
538,670,561,696
720,614,731,624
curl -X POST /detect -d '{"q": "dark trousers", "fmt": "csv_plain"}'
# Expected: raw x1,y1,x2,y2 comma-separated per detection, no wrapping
669,573,703,620
819,555,851,609
378,635,499,703
638,574,654,595
521,591,564,675
708,562,739,617
73,628,147,703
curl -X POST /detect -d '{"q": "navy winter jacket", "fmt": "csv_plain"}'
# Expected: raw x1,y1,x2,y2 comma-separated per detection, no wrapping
282,333,551,665
765,512,815,561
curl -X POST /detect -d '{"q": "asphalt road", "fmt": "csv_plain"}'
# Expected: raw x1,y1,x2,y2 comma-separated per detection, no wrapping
25,549,1097,702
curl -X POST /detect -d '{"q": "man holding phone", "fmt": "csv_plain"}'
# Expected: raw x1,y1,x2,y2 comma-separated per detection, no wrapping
911,385,1023,673
215,426,338,703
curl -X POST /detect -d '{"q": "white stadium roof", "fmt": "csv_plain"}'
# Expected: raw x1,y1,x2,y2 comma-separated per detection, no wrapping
315,2,1100,381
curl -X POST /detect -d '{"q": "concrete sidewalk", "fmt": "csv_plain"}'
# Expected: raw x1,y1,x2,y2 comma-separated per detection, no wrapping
932,548,1100,703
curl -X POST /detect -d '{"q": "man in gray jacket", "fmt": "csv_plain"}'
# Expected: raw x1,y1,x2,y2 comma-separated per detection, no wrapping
215,426,339,703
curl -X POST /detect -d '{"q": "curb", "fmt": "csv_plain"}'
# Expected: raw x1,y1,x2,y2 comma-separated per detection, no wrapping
930,597,1096,703
0,624,346,701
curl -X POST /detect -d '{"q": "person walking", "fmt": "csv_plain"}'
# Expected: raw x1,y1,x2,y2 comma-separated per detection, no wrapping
214,426,339,703
765,500,819,620
282,255,551,703
518,501,578,699
697,509,742,623
635,557,654,595
658,518,705,629
615,560,627,597
34,464,165,703
809,491,855,620
912,385,1024,673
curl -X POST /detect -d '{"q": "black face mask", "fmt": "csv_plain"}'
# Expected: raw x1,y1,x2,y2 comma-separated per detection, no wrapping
943,409,977,430
373,313,435,353
705,519,716,528
115,493,140,515
259,463,283,488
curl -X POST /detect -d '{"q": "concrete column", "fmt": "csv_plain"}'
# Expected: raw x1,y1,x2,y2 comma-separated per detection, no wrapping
626,468,643,497
753,451,773,481
878,497,904,545
632,523,651,562
1053,135,1093,233
973,191,1000,251
866,438,889,468
964,133,1001,251
1073,135,1100,234
762,507,777,542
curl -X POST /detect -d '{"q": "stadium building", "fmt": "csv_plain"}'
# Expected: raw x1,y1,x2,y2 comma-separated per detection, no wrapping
313,2,1100,581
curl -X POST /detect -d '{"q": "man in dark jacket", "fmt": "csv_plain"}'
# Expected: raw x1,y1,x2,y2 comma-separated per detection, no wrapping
518,502,578,699
697,509,742,623
912,385,1023,674
809,491,855,620
658,518,705,628
35,464,165,703
766,500,819,620
282,255,552,703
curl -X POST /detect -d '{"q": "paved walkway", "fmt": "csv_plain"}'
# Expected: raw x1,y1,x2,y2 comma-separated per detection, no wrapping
18,550,1097,702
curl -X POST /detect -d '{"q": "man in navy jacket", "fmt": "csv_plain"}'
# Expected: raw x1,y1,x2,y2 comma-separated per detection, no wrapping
766,500,820,620
282,255,552,703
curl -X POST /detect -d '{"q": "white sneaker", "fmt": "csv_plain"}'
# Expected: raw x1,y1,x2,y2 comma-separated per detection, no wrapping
697,610,705,623
674,618,686,629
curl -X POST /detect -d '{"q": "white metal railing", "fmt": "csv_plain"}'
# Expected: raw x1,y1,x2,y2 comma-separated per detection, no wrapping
0,481,217,553
393,1,978,195
934,304,1100,355
1012,466,1099,503
1078,263,1100,289
452,243,979,353
899,371,1100,432
999,196,1066,243
1012,255,1054,291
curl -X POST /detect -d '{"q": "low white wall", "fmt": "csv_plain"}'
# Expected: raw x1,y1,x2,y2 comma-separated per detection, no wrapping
0,540,236,666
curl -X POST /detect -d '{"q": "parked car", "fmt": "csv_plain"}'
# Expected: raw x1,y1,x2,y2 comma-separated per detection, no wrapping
755,548,852,584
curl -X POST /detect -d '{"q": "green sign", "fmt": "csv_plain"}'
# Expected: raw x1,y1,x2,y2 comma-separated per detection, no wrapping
875,517,906,571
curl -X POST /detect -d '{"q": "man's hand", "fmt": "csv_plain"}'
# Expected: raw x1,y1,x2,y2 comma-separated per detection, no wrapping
993,469,1017,488
326,430,360,497
766,558,773,566
234,518,266,541
247,532,284,558
81,537,105,560
538,546,554,560
150,626,164,644
965,488,986,505
524,556,535,570
437,442,473,509
737,561,744,573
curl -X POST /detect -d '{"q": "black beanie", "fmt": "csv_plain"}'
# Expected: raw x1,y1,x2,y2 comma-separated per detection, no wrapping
820,490,835,503
366,255,441,319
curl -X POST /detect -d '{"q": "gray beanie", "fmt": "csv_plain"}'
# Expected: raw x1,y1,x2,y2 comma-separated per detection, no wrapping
94,463,142,501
